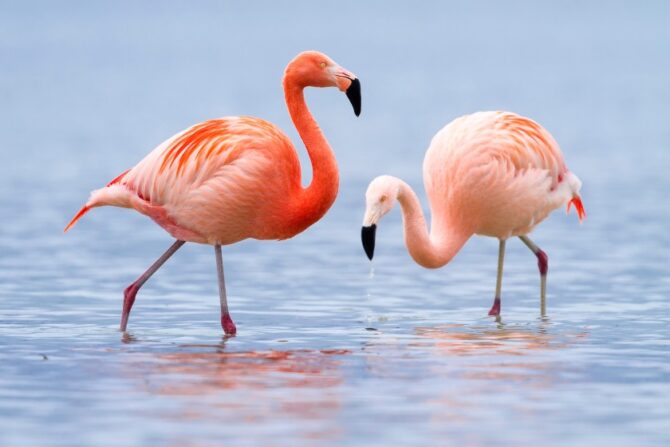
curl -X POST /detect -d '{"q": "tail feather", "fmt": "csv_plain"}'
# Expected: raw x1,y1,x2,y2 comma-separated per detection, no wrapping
567,196,586,223
64,205,91,232
64,170,132,233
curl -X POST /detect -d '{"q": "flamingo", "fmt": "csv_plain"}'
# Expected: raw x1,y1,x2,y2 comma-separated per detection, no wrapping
361,111,584,316
65,51,361,334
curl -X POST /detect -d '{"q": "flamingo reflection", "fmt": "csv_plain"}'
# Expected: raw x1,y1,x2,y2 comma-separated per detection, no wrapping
123,343,350,442
362,322,588,383
360,321,588,427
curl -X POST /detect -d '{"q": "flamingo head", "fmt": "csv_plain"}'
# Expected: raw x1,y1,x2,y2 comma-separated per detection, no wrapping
361,175,401,260
284,51,361,116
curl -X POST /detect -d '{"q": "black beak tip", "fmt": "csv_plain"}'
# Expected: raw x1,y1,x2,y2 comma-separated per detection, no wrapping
346,78,361,117
361,224,376,260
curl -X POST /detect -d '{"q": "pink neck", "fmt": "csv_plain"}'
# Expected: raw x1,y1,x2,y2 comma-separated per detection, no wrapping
283,79,339,232
396,180,470,269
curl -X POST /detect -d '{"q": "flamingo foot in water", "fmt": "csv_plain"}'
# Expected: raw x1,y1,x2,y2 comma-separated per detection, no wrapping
221,313,237,335
488,297,501,316
120,283,139,331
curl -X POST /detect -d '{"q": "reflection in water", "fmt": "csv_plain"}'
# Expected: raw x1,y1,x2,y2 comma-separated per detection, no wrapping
413,322,589,382
122,343,350,443
1,1,668,445
365,318,588,388
413,321,585,357
360,321,590,429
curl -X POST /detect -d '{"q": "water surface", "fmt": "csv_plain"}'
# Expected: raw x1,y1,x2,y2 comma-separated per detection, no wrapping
1,2,669,446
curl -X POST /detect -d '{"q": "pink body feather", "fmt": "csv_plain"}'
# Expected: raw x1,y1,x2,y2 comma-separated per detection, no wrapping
425,111,583,240
364,111,584,269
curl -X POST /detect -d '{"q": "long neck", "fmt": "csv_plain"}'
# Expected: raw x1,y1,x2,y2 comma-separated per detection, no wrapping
284,80,339,229
396,180,470,269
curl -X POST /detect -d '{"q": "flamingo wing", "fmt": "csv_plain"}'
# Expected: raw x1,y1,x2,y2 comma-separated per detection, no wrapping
491,112,585,222
66,117,298,242
424,112,583,236
124,117,294,204
493,112,566,182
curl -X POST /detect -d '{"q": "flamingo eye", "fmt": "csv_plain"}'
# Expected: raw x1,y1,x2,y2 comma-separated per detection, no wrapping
319,62,327,68
380,196,387,203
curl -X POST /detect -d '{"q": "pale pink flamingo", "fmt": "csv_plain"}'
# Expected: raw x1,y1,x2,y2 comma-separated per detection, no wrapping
65,51,361,334
361,111,584,316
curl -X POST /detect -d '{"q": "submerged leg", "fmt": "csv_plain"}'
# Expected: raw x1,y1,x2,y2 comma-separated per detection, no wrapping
120,240,185,331
215,244,237,335
488,239,506,316
519,235,548,316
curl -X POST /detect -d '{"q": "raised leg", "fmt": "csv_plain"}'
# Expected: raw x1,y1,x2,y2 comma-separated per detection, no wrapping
215,244,237,335
120,240,185,331
519,235,548,315
488,239,506,316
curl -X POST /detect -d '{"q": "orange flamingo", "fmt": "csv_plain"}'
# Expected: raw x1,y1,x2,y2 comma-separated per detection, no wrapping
65,51,361,334
361,111,584,316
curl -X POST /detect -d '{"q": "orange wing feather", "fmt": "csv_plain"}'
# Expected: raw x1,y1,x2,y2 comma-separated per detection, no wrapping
568,196,586,223
157,118,279,178
159,120,228,175
498,113,566,178
498,113,586,223
106,168,131,186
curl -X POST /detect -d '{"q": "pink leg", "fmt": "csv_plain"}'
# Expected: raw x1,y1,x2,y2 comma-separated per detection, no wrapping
215,245,236,335
120,240,185,331
488,239,506,316
488,297,501,316
519,235,548,315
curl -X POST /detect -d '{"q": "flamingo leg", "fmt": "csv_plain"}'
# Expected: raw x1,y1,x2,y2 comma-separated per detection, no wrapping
215,245,237,335
488,239,506,316
120,240,185,331
519,235,548,315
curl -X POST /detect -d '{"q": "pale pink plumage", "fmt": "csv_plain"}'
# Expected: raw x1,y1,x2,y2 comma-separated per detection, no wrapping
67,117,308,244
65,51,361,334
362,111,584,316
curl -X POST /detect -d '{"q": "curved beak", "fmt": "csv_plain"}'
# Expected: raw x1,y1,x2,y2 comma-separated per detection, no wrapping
346,78,361,117
361,224,376,260
333,66,361,116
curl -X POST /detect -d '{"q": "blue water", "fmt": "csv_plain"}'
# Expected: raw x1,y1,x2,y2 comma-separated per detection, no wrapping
1,1,669,446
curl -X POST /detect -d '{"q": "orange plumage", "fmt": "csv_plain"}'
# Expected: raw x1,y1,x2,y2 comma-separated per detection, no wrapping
65,51,361,334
